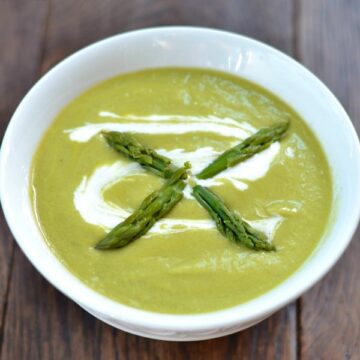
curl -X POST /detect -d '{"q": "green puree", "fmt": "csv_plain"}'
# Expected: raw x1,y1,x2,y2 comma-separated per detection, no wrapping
31,68,332,314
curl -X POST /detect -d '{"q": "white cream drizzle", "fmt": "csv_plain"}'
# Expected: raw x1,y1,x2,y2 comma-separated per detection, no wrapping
67,112,297,240
98,111,253,129
64,113,256,142
74,160,283,240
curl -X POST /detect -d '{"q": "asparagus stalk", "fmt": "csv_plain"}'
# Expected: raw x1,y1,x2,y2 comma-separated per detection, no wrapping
197,122,289,179
102,131,177,178
95,164,190,250
192,185,275,251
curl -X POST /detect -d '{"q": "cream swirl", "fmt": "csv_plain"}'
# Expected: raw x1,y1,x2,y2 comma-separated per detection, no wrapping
66,112,290,240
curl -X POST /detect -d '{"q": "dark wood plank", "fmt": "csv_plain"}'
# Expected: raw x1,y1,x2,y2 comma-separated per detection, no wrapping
41,0,294,73
1,0,297,359
127,305,296,360
297,0,360,358
1,252,296,360
0,0,49,350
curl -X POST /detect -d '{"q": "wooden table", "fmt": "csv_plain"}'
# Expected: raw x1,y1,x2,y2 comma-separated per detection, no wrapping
0,1,359,358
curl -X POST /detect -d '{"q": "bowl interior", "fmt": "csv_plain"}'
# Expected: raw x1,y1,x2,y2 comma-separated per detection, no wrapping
1,27,360,331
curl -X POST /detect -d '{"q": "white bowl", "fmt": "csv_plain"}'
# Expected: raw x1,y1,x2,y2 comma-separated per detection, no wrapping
1,27,360,341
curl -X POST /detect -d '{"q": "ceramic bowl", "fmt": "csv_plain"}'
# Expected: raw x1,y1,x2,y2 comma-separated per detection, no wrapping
1,27,360,341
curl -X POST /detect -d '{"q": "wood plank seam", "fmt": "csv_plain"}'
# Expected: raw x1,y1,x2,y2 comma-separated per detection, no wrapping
0,244,15,355
38,0,53,78
293,0,302,358
292,0,300,61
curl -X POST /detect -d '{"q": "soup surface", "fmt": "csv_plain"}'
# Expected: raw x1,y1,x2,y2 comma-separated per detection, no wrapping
31,68,332,313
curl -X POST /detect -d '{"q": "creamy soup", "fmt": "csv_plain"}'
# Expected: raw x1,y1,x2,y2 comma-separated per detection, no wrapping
31,68,332,314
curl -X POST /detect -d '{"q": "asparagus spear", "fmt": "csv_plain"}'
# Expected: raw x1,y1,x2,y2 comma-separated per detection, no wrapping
102,131,177,178
192,185,275,251
197,122,289,179
95,164,190,250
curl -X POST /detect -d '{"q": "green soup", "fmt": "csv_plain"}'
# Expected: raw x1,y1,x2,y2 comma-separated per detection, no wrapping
31,68,332,314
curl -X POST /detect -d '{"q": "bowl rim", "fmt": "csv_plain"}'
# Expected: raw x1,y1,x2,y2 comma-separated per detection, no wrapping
1,26,360,332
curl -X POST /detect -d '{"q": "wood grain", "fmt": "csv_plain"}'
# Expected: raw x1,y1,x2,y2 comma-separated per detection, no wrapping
1,0,297,358
7,0,360,358
1,249,296,359
297,0,360,358
1,0,297,359
40,0,294,73
0,0,49,349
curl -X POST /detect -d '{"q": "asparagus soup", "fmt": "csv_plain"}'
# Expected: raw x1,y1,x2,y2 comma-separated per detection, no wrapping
31,68,332,314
